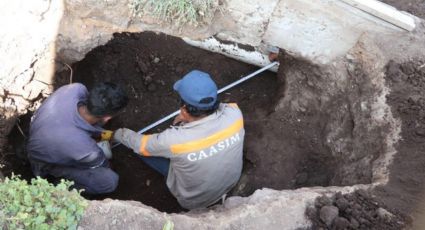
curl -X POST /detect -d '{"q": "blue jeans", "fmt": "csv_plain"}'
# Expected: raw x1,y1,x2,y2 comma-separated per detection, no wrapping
138,156,170,177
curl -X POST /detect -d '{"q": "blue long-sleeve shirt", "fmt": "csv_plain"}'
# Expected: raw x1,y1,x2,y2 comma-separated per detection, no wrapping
27,83,106,169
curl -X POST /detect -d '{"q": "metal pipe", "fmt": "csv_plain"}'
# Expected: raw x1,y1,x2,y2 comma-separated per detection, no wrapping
112,61,279,148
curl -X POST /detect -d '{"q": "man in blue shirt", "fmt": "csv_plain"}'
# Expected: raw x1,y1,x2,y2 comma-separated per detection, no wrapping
27,82,128,194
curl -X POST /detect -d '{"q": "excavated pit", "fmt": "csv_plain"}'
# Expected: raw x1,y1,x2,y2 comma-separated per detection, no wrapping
4,32,392,213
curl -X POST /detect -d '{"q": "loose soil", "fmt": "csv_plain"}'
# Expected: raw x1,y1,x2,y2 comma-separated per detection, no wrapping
307,190,407,229
373,60,425,218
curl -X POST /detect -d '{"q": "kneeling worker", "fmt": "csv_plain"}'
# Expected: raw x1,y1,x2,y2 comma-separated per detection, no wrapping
27,82,128,194
114,70,245,209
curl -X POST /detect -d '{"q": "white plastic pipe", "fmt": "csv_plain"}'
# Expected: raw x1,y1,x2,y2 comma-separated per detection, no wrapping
183,37,279,72
112,61,279,148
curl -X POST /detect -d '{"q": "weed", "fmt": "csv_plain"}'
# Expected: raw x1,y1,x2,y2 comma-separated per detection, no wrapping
0,175,87,229
130,0,218,27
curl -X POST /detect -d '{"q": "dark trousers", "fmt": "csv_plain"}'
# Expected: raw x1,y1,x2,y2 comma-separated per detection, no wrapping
49,165,118,194
30,159,118,195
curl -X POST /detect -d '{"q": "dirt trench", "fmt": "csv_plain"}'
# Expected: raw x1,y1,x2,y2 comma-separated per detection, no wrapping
5,32,393,213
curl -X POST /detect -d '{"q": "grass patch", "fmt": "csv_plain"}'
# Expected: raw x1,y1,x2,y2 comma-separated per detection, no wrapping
130,0,219,27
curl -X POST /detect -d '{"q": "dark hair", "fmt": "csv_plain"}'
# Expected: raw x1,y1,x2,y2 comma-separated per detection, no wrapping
87,82,128,116
180,98,220,117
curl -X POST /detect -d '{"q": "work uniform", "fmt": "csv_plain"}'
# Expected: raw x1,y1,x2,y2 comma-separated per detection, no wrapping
26,83,118,194
116,103,244,209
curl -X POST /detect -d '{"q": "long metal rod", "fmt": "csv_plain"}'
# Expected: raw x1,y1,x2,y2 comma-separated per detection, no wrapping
112,61,279,148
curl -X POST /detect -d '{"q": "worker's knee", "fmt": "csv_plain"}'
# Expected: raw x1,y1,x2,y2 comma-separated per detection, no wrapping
86,168,119,194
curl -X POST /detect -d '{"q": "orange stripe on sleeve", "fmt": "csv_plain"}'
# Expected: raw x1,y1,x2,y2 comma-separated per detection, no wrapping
139,135,151,156
170,119,243,154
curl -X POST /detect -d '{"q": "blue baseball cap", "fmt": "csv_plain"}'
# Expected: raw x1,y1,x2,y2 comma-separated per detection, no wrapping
173,70,218,110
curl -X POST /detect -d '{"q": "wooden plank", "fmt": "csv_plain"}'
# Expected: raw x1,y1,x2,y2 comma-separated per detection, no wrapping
340,0,416,31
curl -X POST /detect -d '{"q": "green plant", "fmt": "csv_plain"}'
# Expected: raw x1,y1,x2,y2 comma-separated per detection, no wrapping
163,219,174,230
0,175,87,230
130,0,218,27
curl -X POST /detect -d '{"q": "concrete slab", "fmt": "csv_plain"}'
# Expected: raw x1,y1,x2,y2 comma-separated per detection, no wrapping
216,0,279,46
262,0,405,64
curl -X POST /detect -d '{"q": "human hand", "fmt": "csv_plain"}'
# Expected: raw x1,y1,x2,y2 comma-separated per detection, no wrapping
100,130,114,141
113,128,141,153
113,128,125,143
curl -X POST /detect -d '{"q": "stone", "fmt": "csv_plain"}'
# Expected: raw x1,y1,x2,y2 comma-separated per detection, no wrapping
359,217,370,226
144,75,153,85
319,205,339,227
333,217,350,230
153,57,160,63
138,61,149,73
335,197,349,211
377,207,394,221
316,196,333,207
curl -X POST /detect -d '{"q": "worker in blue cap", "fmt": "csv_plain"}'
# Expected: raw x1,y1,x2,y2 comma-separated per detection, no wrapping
114,70,245,210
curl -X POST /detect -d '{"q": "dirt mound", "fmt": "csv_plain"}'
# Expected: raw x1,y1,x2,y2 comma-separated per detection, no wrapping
307,190,407,229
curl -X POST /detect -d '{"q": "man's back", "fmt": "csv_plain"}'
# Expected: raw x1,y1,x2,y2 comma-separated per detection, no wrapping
143,103,244,209
27,83,104,168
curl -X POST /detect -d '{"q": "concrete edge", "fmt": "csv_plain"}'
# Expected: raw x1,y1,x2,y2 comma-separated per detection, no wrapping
340,0,416,31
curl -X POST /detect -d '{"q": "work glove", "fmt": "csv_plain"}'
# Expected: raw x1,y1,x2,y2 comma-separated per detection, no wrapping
100,130,114,141
97,141,113,159
113,128,142,154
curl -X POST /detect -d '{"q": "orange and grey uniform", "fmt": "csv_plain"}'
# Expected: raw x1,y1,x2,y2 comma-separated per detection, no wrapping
115,103,244,209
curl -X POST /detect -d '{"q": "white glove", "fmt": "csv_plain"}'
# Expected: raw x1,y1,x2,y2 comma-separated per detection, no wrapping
97,140,112,159
113,128,142,154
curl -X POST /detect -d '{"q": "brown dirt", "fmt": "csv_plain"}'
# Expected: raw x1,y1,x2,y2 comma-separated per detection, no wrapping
373,60,425,216
307,190,408,229
20,32,280,213
6,32,421,223
380,0,425,19
5,32,393,214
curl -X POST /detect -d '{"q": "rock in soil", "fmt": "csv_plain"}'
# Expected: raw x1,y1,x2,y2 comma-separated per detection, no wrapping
307,190,407,229
377,207,394,221
319,205,339,227
335,197,349,211
332,217,350,230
